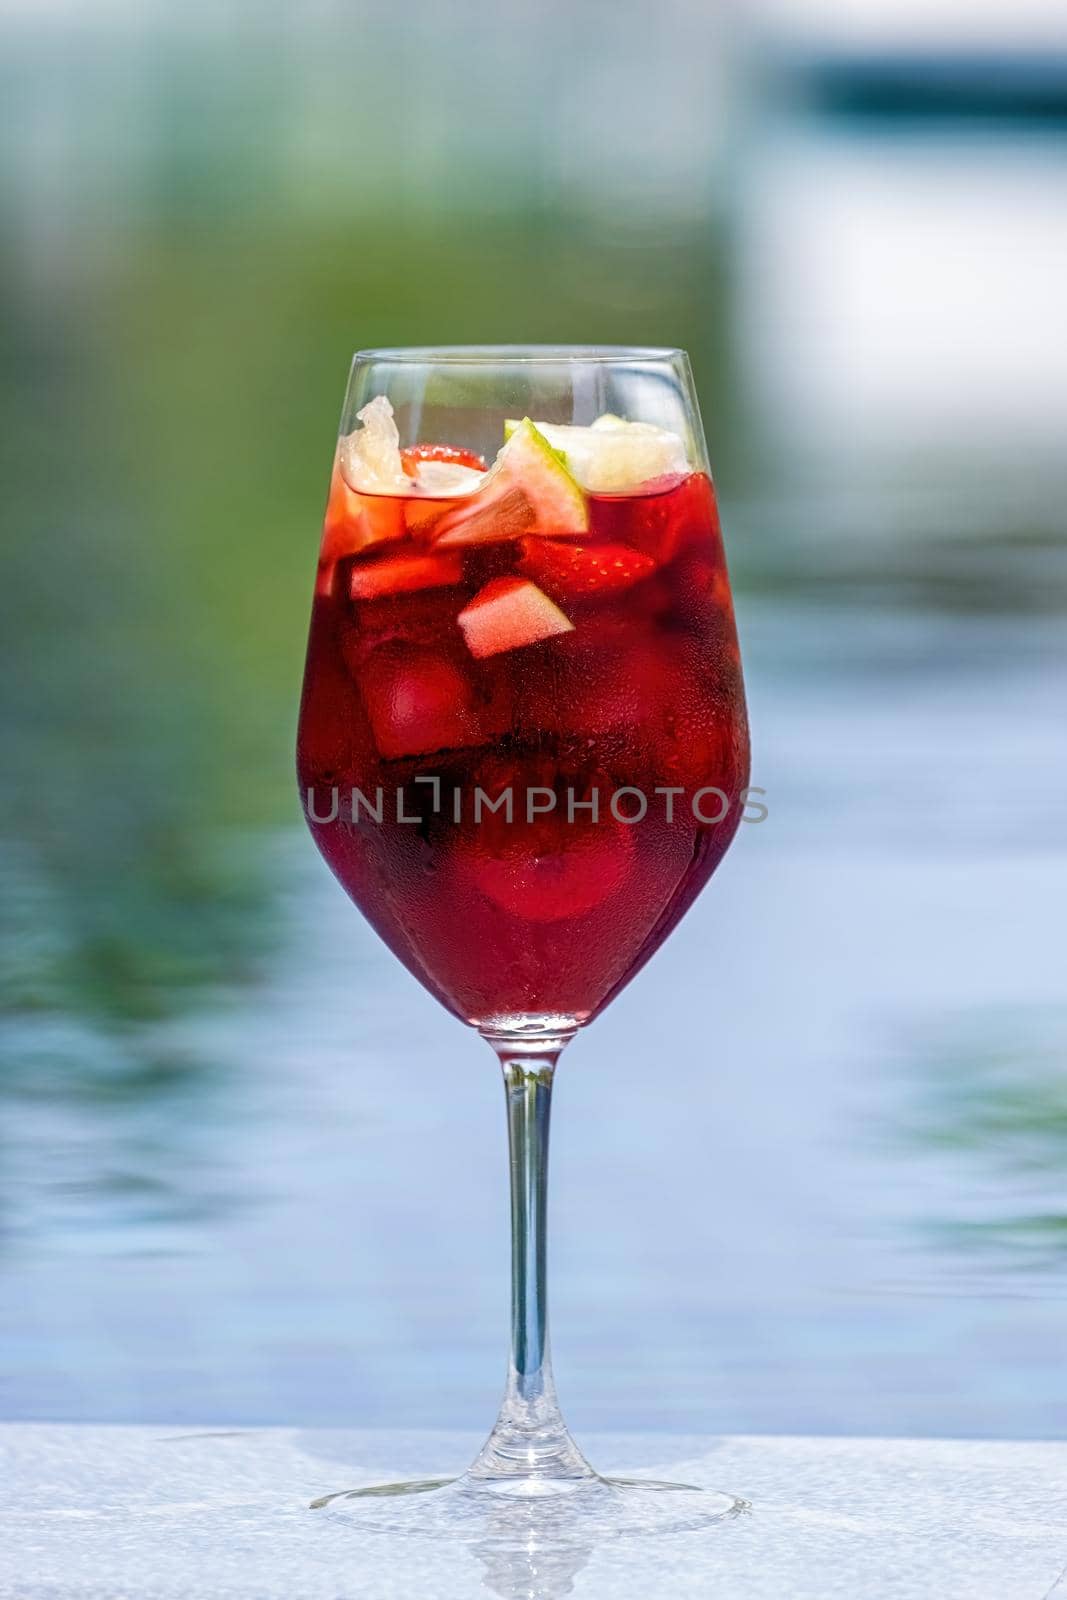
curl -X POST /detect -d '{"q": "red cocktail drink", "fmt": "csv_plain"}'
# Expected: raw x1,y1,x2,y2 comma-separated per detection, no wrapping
298,405,749,1026
296,351,752,1528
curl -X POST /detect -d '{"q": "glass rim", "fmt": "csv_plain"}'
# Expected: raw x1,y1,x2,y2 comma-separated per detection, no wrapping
352,344,687,366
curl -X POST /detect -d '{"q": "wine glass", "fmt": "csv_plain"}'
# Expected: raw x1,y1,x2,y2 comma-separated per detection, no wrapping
297,347,750,1534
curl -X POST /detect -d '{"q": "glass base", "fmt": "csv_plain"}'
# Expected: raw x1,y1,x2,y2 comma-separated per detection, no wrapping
311,1468,746,1553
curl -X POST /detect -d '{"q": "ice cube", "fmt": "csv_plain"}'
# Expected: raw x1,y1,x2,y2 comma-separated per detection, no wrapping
339,396,408,494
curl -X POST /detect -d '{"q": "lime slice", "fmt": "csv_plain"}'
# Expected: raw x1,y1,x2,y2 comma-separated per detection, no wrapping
503,414,689,493
434,419,588,546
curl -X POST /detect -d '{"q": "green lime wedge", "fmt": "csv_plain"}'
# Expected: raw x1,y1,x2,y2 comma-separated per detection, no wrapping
434,418,588,546
502,415,689,493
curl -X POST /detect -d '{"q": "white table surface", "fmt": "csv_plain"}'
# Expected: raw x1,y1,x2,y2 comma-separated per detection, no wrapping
3,1426,1066,1599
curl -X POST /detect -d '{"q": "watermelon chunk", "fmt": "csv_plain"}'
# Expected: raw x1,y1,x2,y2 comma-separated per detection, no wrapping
349,551,463,601
458,577,574,659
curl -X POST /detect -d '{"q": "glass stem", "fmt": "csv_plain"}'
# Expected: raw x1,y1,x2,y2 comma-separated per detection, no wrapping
468,1027,595,1487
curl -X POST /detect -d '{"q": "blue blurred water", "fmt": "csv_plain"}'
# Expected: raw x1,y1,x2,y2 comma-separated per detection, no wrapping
3,8,1067,1441
3,594,1064,1439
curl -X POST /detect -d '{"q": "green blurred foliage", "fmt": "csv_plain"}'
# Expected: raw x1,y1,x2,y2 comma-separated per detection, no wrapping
111,207,732,822
899,1011,1067,1270
0,206,730,1041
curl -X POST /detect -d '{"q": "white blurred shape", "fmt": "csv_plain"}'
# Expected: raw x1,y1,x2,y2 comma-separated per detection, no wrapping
737,129,1067,465
753,0,1067,52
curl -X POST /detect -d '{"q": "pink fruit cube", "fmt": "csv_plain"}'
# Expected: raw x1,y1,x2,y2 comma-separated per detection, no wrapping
458,577,574,660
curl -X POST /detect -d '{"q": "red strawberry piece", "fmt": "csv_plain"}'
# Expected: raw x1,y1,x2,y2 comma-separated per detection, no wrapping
518,538,655,599
349,551,463,601
401,443,488,477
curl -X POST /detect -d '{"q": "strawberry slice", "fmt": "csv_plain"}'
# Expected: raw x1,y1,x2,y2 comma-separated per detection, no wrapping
349,551,463,601
458,577,574,659
459,760,635,922
401,443,487,477
469,826,635,922
518,538,655,599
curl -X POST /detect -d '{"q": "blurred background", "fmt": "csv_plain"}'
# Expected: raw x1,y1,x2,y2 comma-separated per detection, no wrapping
2,0,1066,1439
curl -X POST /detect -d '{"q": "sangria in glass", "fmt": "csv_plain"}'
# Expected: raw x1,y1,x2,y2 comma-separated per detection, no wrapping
297,347,749,1532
